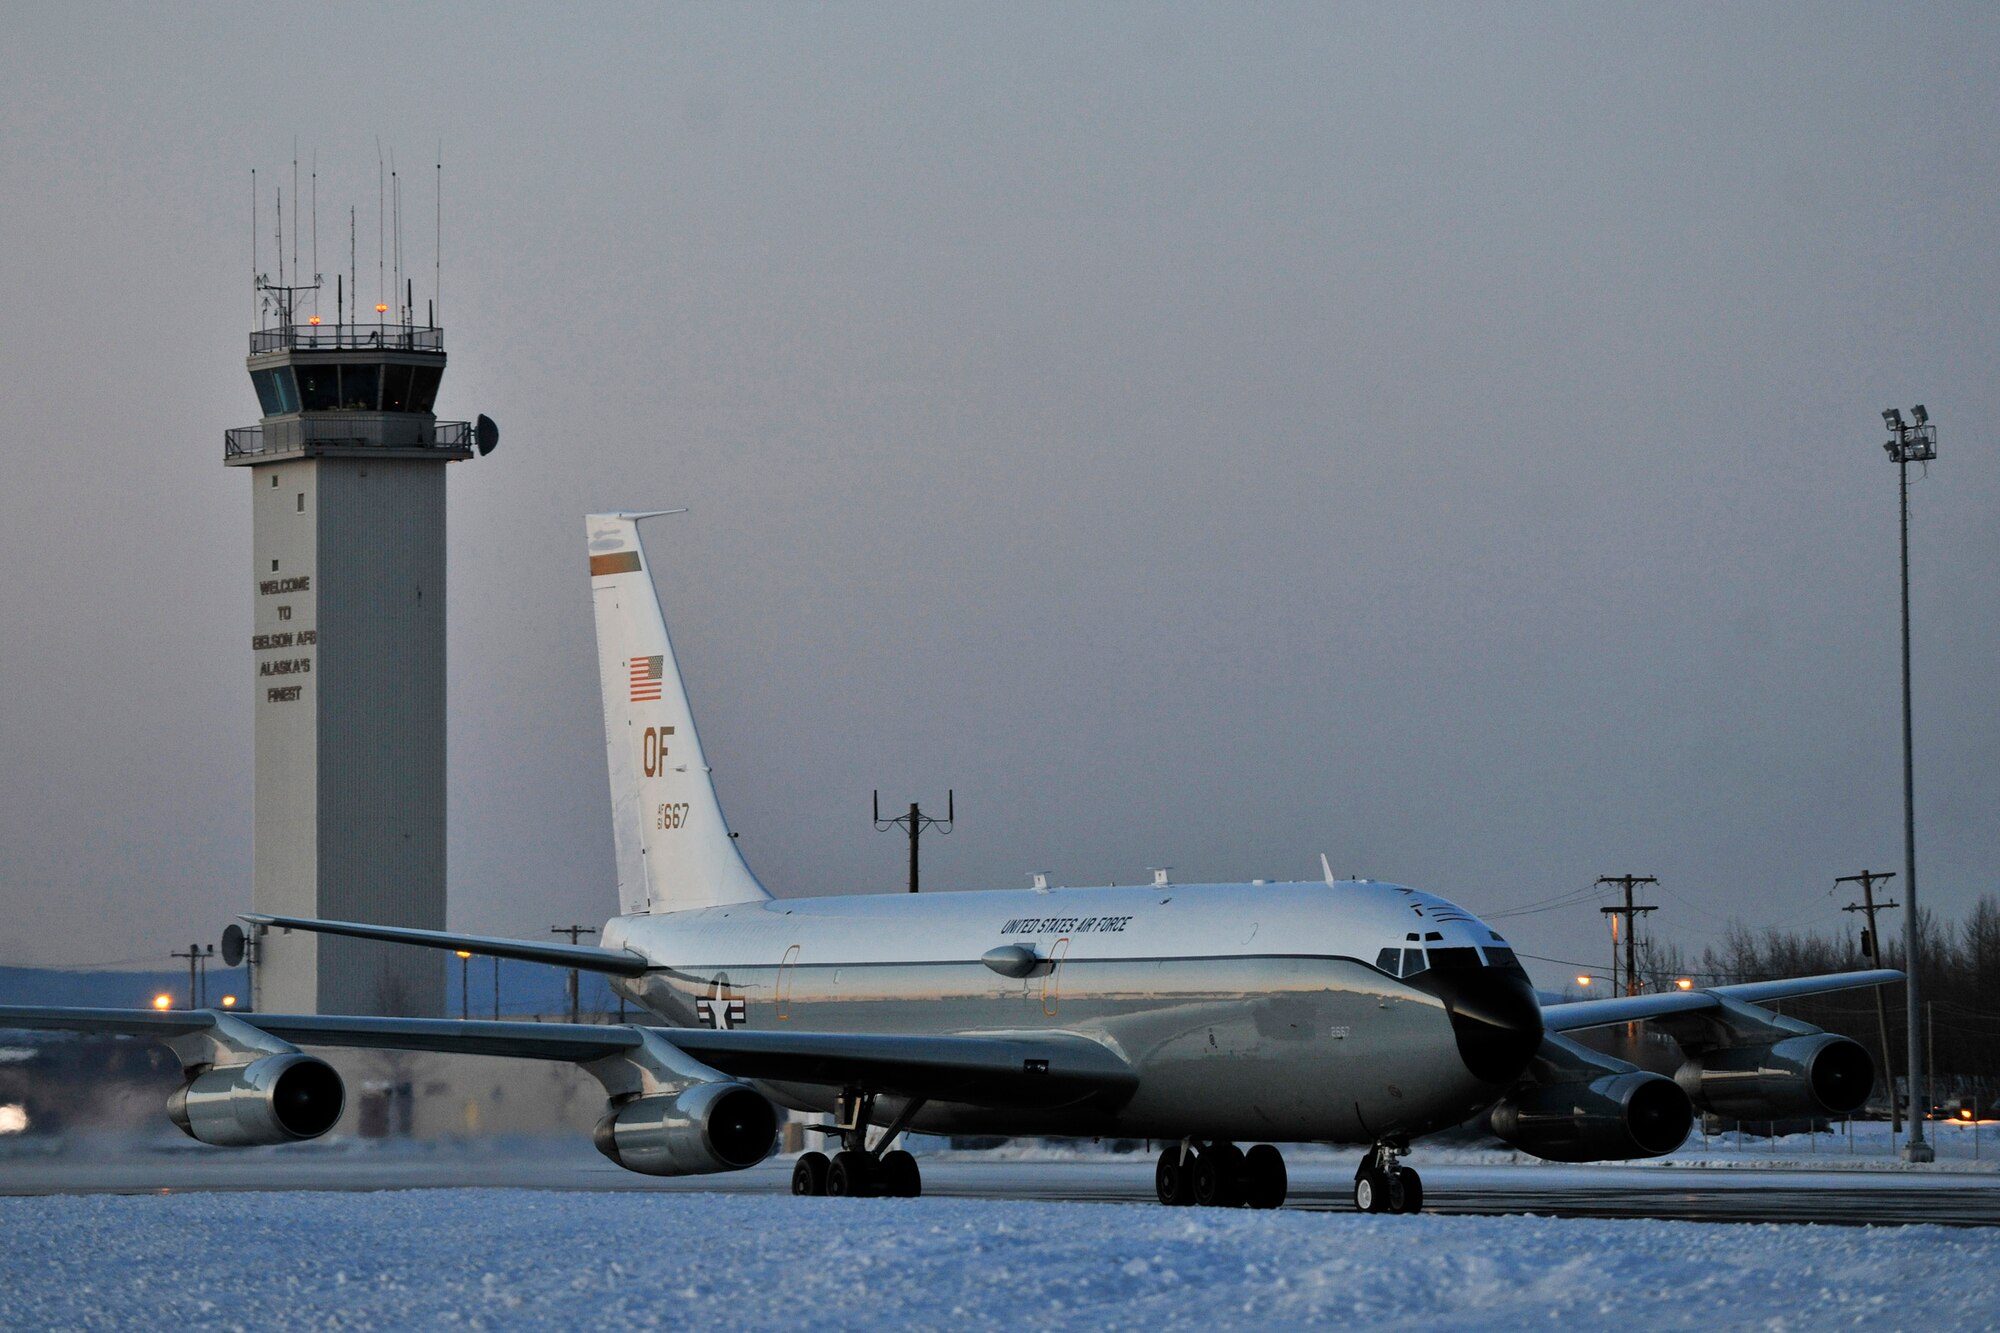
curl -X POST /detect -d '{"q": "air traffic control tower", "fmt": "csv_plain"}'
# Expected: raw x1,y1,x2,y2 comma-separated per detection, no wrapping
226,285,494,1016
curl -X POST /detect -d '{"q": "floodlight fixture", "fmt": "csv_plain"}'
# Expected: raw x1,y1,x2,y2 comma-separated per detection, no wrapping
1883,408,1903,430
1911,404,1928,425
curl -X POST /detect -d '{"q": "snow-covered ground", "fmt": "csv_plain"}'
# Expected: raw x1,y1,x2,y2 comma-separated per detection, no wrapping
1,1188,1994,1330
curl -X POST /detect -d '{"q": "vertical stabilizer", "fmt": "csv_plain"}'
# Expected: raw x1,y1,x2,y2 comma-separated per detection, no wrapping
587,512,770,914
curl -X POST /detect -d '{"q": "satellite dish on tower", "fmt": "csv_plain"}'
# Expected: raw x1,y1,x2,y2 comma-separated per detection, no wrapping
475,413,499,456
220,923,246,968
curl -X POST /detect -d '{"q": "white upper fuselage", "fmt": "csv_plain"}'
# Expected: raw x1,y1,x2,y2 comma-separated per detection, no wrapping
604,878,1506,973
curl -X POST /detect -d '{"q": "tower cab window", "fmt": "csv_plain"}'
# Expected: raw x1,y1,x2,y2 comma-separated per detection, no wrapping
340,364,380,410
296,367,339,411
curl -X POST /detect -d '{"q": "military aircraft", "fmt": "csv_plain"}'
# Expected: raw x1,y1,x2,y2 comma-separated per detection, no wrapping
0,512,1899,1212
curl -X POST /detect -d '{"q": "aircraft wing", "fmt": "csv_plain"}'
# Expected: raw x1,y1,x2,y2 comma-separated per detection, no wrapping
0,1007,1136,1109
1538,968,1902,1033
240,913,651,976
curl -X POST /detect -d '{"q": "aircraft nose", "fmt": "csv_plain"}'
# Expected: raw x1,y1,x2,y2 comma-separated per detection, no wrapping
1410,966,1544,1085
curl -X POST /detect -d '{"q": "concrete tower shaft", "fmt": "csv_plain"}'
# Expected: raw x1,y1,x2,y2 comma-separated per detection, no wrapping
226,315,475,1017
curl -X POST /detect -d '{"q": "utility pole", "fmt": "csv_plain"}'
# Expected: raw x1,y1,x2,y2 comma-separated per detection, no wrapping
173,940,214,1000
874,790,954,893
1598,876,1659,997
455,951,472,1020
1598,876,1658,1053
1839,869,1902,1134
551,925,597,1024
1880,405,1938,1162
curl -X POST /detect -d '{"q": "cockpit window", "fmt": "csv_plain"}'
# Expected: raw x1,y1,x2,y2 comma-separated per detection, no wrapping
1427,947,1483,970
1375,947,1401,975
1400,947,1427,977
1483,946,1522,970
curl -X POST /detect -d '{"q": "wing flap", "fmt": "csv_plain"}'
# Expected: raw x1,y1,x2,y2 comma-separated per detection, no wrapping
668,1028,1139,1108
0,1005,217,1038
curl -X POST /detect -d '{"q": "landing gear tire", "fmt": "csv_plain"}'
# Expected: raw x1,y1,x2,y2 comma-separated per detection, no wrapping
1193,1142,1245,1207
1243,1143,1287,1210
827,1149,874,1198
792,1151,830,1197
1397,1167,1424,1215
1354,1167,1389,1214
878,1149,922,1198
1155,1147,1196,1206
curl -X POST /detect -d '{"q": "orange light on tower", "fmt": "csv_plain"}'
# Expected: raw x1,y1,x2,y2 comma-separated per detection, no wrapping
151,994,172,1011
307,316,321,326
1676,977,1695,991
375,303,388,315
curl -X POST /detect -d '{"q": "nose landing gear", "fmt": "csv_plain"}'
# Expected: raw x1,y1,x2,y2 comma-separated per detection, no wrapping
1154,1139,1287,1209
1353,1141,1423,1214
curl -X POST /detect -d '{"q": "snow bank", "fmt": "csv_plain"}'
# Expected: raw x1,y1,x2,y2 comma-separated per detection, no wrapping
1,1190,1993,1330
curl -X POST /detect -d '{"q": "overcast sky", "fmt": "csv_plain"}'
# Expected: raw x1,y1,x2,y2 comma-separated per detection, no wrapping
2,4,1995,989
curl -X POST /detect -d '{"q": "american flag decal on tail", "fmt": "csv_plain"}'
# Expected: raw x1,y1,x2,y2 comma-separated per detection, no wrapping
629,655,665,702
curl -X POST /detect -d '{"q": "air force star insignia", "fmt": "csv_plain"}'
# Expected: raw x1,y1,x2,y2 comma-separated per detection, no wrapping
693,976,747,1030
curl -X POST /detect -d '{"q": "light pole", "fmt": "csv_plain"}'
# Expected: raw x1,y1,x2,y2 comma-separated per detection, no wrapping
1881,404,1937,1163
455,950,472,1021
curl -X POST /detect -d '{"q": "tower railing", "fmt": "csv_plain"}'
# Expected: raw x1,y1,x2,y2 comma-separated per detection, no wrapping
250,323,445,354
225,419,473,461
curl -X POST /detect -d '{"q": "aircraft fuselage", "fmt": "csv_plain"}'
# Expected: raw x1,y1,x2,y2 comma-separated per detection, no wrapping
605,878,1542,1143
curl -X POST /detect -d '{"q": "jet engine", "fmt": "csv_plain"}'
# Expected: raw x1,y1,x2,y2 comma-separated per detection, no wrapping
1673,1032,1873,1120
1488,1069,1694,1162
592,1080,778,1176
166,1053,346,1147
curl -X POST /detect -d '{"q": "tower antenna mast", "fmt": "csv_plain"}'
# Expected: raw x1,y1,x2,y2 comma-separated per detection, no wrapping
435,145,442,326
376,139,385,318
310,152,318,322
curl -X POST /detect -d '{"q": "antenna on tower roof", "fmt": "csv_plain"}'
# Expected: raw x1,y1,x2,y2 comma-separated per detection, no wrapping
435,144,442,328
310,151,319,323
290,140,298,298
391,149,401,323
376,139,385,320
250,168,258,326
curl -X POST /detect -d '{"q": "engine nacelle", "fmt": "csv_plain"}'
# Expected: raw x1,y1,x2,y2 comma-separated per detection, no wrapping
1674,1033,1873,1120
166,1053,346,1147
1489,1069,1693,1162
592,1081,778,1176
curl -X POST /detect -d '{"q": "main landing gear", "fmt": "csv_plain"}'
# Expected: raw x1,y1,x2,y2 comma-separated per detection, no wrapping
1154,1140,1288,1209
791,1088,925,1199
1352,1141,1423,1215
